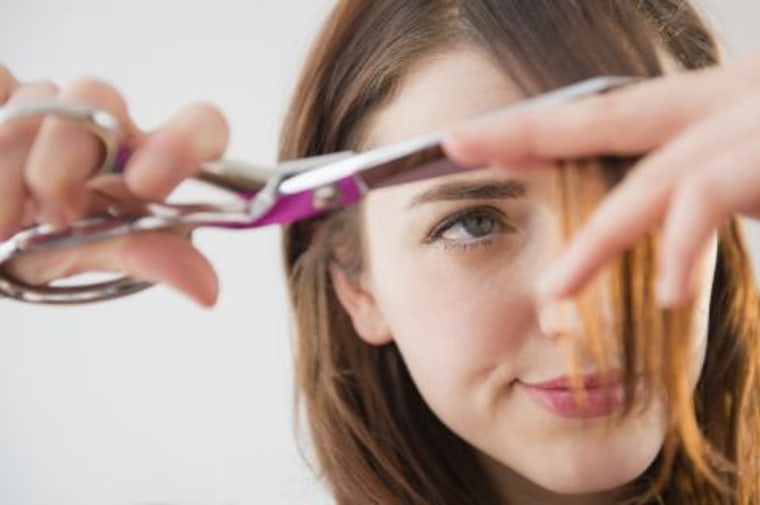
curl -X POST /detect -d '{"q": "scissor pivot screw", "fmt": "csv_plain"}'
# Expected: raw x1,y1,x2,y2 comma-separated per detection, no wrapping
313,184,342,210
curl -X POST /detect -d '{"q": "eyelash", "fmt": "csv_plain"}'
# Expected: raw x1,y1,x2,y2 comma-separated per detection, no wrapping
426,206,514,252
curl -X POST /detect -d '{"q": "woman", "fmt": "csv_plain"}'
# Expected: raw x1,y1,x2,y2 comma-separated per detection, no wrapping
1,1,758,504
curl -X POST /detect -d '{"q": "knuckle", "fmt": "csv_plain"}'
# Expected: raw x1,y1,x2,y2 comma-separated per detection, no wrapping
61,76,128,116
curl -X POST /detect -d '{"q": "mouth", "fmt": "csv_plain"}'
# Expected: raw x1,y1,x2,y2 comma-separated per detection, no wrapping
517,372,624,419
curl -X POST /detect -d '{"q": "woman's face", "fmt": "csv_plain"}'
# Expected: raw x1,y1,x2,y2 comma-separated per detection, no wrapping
334,47,717,500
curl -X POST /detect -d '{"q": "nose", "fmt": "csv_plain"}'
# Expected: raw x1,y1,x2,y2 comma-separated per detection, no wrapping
530,170,619,352
533,265,619,375
531,228,608,343
536,297,586,342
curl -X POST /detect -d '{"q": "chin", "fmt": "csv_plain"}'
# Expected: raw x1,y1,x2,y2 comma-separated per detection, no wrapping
533,468,637,495
525,443,661,495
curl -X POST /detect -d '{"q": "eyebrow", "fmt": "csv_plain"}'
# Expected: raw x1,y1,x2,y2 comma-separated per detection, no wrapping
407,179,527,208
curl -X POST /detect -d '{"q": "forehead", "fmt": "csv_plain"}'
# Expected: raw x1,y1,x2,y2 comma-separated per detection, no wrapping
364,46,523,148
364,46,552,206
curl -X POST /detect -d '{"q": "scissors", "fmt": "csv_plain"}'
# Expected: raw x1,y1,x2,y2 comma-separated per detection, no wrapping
0,76,639,304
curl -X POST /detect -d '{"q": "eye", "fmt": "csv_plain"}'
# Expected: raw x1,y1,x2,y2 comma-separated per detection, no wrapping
428,206,511,245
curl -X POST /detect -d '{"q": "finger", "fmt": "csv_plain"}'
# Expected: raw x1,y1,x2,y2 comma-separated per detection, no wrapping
657,138,760,306
124,102,228,201
4,231,219,307
536,88,760,300
0,80,59,239
25,77,140,228
443,64,754,166
0,65,19,103
535,167,671,302
119,231,219,307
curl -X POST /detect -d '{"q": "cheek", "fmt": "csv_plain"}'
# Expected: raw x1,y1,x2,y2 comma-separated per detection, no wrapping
365,217,538,413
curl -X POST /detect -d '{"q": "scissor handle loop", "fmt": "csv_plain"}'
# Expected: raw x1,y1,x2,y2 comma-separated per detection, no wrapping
0,101,143,303
0,272,152,304
0,100,125,176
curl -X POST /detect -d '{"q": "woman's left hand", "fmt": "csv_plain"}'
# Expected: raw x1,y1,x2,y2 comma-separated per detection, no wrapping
443,57,760,307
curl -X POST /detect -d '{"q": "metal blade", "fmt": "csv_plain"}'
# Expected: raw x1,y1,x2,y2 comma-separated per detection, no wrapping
277,76,640,196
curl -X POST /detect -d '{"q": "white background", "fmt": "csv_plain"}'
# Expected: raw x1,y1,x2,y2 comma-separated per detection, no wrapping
0,1,758,504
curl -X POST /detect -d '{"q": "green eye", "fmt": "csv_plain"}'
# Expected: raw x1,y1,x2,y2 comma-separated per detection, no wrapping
429,207,508,244
441,213,498,240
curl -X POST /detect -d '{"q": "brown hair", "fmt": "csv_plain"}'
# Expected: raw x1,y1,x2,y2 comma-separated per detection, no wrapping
279,1,760,503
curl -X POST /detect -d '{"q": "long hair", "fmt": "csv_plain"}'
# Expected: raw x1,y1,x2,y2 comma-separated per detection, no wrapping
279,2,760,503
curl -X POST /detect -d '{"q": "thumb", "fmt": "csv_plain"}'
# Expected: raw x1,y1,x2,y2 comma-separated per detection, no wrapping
4,231,219,307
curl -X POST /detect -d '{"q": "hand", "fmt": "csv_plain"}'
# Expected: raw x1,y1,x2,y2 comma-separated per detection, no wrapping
443,56,760,307
0,66,229,306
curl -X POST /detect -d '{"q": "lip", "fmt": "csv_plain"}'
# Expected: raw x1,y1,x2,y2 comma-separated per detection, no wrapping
518,373,624,419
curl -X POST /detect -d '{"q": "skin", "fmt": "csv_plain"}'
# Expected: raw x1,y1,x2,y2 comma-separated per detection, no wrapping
330,47,717,504
443,54,760,308
0,69,224,306
0,43,754,503
3,53,757,310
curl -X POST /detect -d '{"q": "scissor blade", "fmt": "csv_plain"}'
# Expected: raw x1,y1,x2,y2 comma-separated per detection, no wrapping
277,130,444,195
278,76,640,196
153,76,642,229
197,151,355,195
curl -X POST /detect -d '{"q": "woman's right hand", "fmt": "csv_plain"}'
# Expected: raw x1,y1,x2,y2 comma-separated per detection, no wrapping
0,66,229,306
